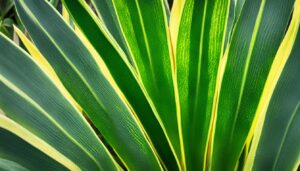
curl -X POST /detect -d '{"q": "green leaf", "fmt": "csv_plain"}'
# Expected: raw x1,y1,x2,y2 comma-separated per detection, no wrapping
0,116,72,171
234,0,246,23
61,0,179,169
49,0,59,8
14,0,162,170
224,0,236,48
163,0,170,22
245,2,300,169
90,0,133,64
111,0,181,166
172,0,230,170
250,32,300,171
211,0,295,170
0,33,118,170
0,129,68,171
0,158,30,171
223,0,247,49
0,0,14,18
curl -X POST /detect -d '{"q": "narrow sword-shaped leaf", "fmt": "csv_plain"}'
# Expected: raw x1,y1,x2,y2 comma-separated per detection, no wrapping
211,0,295,170
171,0,229,170
111,0,181,165
0,116,77,171
61,0,179,169
13,26,81,111
14,0,163,170
90,0,133,64
0,33,118,171
245,1,300,169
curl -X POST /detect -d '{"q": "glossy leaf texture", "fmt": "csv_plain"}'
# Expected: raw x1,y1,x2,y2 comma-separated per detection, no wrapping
170,0,229,170
0,34,118,170
13,0,162,170
0,116,70,171
61,0,179,169
245,1,300,169
111,0,181,164
211,0,295,170
0,0,299,170
251,45,300,171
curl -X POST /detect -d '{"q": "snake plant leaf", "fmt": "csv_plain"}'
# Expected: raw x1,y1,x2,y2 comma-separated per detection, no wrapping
111,0,181,164
0,158,29,171
245,2,300,169
0,116,72,171
211,0,295,170
61,0,179,169
170,0,230,170
14,0,162,170
0,33,118,170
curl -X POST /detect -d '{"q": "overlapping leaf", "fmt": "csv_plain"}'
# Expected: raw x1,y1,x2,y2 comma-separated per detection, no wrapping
211,0,295,170
12,0,162,170
62,0,179,169
0,0,299,170
170,0,230,170
111,0,181,166
245,1,300,169
90,0,133,64
0,116,71,171
0,33,118,170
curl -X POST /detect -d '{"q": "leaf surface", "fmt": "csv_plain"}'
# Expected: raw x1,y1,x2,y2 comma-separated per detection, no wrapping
14,0,163,170
62,0,178,169
170,0,230,170
211,0,295,170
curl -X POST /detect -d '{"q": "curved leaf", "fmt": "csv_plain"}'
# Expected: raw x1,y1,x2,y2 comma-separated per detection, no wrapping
111,0,181,166
211,0,295,170
14,0,162,170
0,33,118,171
90,0,133,65
245,1,300,169
0,116,75,171
61,0,178,169
171,0,230,170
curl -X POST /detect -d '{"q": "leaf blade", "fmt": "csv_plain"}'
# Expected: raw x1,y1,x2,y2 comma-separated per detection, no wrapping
0,33,118,170
171,0,230,170
245,1,300,169
14,0,163,170
211,0,295,170
111,0,181,167
0,116,77,171
61,0,179,169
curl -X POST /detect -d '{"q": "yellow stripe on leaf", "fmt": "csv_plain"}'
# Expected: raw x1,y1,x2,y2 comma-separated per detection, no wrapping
14,26,81,111
169,0,185,53
0,115,80,171
244,0,300,169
